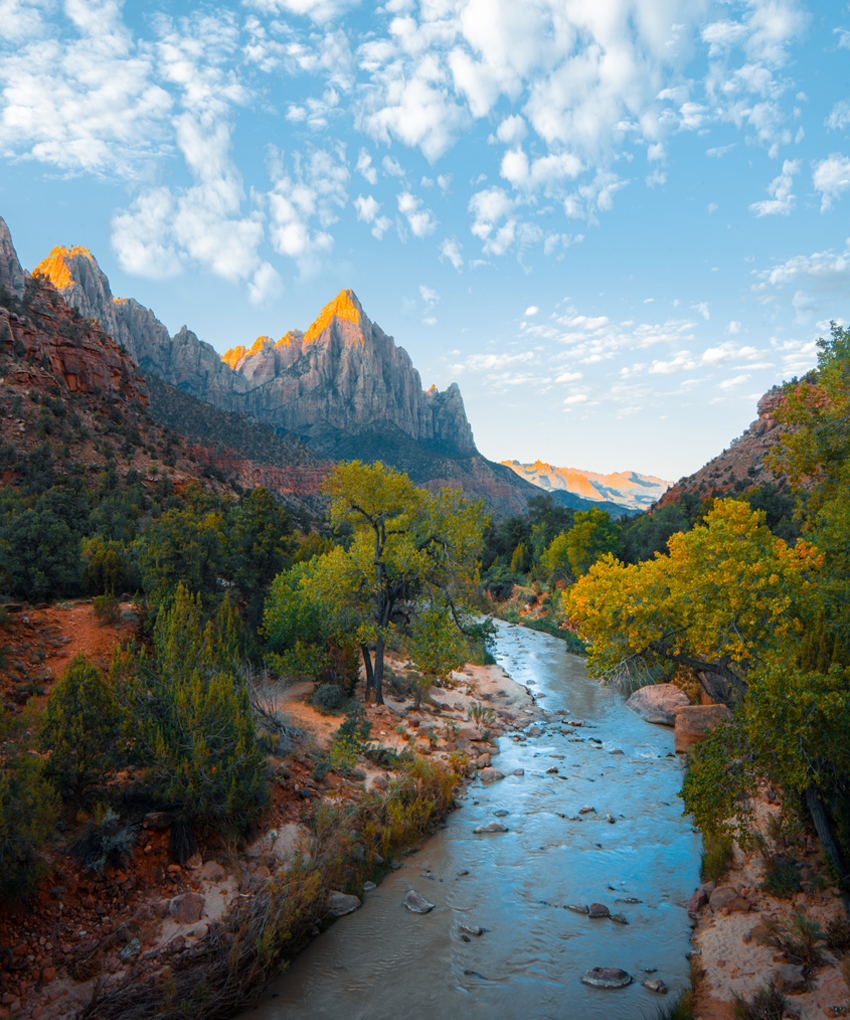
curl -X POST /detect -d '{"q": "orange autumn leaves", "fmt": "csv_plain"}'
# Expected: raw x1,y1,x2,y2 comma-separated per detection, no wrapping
564,498,822,682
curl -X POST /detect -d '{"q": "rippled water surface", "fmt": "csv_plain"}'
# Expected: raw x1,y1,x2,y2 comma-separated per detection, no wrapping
243,622,701,1020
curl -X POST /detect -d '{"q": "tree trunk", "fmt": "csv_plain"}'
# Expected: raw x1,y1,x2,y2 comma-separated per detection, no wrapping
361,643,374,702
373,633,385,705
805,786,850,916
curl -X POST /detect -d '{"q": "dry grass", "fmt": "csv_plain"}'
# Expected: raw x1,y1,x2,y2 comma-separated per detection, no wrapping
75,756,460,1020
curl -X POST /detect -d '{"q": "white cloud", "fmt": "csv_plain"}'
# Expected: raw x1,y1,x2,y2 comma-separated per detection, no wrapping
419,283,439,307
826,100,850,133
728,320,741,334
749,158,800,216
382,154,407,178
354,193,391,238
525,305,539,316
707,143,735,157
243,0,360,25
563,393,589,404
813,154,850,212
266,142,350,274
720,373,750,390
555,370,582,382
693,301,710,321
397,191,437,237
356,147,377,184
439,237,463,270
466,351,534,371
493,114,527,145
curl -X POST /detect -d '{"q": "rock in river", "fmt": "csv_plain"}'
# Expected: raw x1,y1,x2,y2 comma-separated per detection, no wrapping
479,767,505,783
643,978,668,994
403,889,435,914
588,903,610,918
327,892,361,917
581,967,633,989
473,820,509,833
626,684,690,725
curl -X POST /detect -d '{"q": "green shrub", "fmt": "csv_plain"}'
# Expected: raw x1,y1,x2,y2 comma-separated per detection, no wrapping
701,833,734,882
93,592,120,624
39,654,122,800
71,808,135,873
0,711,58,900
761,854,800,898
111,585,266,828
310,683,348,715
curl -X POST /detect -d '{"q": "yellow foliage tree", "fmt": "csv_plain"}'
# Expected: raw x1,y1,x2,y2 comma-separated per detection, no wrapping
564,498,821,702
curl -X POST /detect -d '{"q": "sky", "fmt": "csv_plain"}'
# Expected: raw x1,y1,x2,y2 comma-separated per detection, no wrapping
1,0,849,481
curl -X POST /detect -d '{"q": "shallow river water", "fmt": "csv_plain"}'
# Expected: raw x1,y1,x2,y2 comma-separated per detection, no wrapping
245,622,701,1020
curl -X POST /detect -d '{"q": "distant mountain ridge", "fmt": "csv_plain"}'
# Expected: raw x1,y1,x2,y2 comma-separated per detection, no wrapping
502,459,672,513
20,235,543,517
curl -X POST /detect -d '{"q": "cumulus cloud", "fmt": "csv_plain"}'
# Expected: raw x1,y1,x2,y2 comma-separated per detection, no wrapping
397,191,437,238
439,237,463,270
354,193,391,238
813,154,850,212
266,142,349,274
826,100,850,132
749,158,800,216
356,147,378,184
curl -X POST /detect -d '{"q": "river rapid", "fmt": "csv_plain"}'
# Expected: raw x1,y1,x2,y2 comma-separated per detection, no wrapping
244,622,702,1020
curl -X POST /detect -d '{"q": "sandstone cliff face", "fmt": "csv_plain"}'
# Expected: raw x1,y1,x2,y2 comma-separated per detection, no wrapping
0,297,147,405
33,248,476,457
655,387,785,508
0,217,25,299
502,459,673,512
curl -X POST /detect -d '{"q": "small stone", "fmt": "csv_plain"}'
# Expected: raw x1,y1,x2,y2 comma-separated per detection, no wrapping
143,811,173,830
588,903,610,918
604,813,616,824
688,888,708,912
327,892,361,917
565,904,589,914
546,766,559,774
473,820,509,833
642,978,668,993
403,890,434,914
476,753,491,768
118,938,141,962
513,768,525,776
479,768,505,783
362,881,376,891
493,809,509,817
390,861,403,870
609,913,629,925
581,967,632,989
169,892,205,925
185,853,202,870
578,805,595,815
459,925,483,936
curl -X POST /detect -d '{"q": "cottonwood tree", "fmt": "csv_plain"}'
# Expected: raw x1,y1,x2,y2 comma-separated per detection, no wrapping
267,461,487,705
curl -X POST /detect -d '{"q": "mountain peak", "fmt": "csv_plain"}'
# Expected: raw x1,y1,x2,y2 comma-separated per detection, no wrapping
304,288,362,344
33,245,96,290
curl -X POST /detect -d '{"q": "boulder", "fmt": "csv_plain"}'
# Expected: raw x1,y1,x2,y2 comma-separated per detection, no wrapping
674,705,733,753
479,768,505,783
588,903,610,918
708,885,750,913
327,892,361,917
643,978,668,993
626,684,691,726
774,963,807,994
198,861,227,883
403,890,434,914
169,893,205,925
473,820,509,833
581,967,632,989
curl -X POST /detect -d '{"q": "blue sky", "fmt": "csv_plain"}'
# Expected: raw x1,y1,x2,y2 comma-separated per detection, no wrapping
1,0,849,480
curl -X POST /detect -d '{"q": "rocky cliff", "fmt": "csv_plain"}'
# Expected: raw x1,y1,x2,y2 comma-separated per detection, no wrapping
0,217,25,299
502,459,672,512
654,387,786,508
32,248,476,457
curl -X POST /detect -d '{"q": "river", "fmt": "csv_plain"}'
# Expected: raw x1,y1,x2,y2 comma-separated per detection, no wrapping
244,621,702,1020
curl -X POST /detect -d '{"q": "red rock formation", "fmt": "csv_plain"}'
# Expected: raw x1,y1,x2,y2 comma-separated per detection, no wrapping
0,296,147,405
0,217,25,299
655,388,786,508
501,459,673,511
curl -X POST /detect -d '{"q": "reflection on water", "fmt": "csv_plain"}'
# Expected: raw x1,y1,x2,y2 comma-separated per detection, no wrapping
241,622,701,1020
